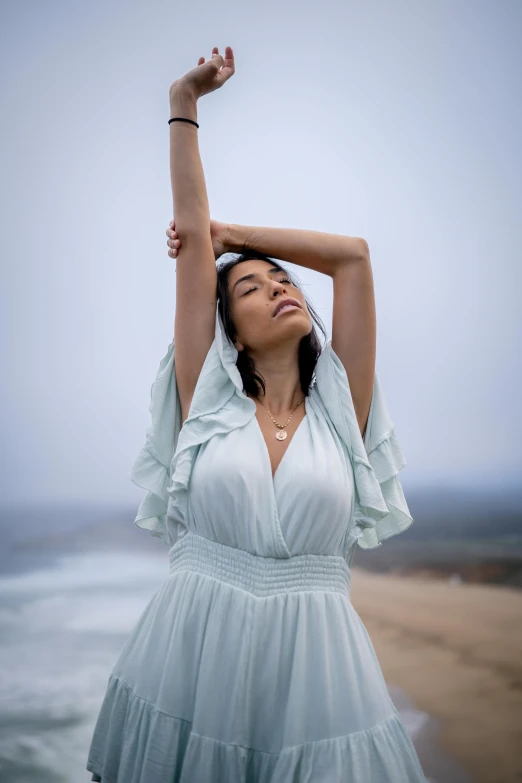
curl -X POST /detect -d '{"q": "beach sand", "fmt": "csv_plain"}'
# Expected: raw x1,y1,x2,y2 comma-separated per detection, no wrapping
350,567,522,783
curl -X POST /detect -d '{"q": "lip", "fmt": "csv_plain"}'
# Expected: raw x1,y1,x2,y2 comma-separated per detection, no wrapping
272,297,303,318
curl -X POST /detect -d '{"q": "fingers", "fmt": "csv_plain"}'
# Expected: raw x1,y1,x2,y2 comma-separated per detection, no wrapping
200,46,233,71
166,219,180,257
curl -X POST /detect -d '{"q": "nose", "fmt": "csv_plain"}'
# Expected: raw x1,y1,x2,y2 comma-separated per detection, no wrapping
271,280,287,295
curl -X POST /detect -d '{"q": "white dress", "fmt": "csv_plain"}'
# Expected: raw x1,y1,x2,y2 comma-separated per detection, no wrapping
86,305,426,782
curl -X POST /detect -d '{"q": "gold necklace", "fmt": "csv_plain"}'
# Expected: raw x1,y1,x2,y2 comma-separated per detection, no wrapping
257,396,306,441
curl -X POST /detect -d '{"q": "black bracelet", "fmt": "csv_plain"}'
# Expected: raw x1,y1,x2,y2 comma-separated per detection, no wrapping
168,117,199,128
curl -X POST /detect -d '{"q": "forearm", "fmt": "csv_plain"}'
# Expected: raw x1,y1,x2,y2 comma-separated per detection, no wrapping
226,223,369,278
169,87,210,237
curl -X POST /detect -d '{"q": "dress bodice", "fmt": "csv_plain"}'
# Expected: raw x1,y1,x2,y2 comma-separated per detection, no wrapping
187,391,355,559
130,304,414,561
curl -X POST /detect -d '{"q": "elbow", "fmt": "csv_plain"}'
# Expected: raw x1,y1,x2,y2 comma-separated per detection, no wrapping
340,237,370,269
355,237,370,260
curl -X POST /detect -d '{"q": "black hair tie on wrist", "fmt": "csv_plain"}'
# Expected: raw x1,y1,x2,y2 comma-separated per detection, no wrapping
168,117,199,128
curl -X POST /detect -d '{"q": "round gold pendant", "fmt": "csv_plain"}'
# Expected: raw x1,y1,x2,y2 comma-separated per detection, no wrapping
276,430,288,441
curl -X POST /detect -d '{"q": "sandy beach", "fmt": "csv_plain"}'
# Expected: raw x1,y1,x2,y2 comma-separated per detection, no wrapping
350,567,522,783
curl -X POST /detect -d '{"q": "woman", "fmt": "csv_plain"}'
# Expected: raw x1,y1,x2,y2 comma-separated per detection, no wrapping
86,47,427,782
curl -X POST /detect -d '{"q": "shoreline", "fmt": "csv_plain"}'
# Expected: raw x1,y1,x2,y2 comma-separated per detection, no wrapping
350,566,522,783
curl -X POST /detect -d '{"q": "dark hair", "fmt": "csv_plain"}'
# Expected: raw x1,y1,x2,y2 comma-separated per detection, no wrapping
216,249,327,400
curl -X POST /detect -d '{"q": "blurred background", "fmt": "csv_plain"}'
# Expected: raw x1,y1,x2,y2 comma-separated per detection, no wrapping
1,1,521,781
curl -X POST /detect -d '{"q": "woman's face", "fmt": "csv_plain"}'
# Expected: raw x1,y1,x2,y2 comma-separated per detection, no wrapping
227,260,312,353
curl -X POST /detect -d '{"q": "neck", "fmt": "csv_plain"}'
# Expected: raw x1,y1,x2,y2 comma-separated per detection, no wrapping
246,348,303,416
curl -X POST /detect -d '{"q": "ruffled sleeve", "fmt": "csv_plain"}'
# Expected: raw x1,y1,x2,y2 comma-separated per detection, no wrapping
130,306,255,547
129,339,181,546
312,341,414,551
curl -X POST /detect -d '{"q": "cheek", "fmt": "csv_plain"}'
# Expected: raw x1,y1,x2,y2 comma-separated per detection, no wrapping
233,299,271,335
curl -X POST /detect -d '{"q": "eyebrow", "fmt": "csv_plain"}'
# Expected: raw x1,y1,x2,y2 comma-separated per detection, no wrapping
232,267,284,293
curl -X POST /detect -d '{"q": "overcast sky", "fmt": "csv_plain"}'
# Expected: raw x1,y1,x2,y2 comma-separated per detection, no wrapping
1,0,520,508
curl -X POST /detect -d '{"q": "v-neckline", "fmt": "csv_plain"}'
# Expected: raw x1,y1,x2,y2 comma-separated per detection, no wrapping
252,397,308,483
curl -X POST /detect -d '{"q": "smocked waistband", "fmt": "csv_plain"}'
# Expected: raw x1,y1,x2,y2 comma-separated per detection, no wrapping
168,532,351,598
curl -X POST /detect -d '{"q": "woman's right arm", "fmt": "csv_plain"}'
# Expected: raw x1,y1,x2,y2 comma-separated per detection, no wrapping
169,84,217,426
168,47,235,425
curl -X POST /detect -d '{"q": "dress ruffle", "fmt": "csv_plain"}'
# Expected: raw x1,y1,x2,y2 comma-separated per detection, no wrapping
312,342,414,550
131,307,413,551
129,340,180,545
87,674,427,783
130,307,256,547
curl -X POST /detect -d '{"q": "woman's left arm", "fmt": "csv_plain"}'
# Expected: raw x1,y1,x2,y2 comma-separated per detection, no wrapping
225,223,376,438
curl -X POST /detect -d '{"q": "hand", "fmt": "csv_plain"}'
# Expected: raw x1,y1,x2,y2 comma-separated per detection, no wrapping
169,46,235,103
166,219,231,261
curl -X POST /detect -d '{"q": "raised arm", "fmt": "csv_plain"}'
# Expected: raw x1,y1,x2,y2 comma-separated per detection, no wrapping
169,47,235,425
226,223,376,438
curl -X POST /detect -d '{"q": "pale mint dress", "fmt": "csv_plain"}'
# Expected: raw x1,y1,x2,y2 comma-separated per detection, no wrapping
86,305,426,782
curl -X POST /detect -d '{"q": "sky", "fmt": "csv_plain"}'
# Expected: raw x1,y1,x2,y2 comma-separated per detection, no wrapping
1,0,521,508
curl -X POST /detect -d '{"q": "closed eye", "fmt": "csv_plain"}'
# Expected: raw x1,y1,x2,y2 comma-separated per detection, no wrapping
243,277,293,295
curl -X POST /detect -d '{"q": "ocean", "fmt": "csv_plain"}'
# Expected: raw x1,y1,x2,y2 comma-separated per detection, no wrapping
0,510,471,782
